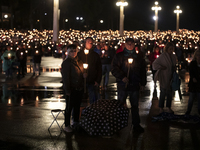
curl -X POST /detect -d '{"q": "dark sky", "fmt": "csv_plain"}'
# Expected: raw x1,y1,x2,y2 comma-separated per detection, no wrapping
123,0,200,31
2,0,200,31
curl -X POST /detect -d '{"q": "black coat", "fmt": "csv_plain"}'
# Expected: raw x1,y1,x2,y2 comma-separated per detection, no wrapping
111,50,147,91
188,60,200,92
16,48,27,62
100,48,115,65
78,49,102,85
61,57,84,94
32,49,43,63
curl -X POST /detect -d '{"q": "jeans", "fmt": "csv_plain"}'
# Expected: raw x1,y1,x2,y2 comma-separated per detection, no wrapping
65,89,83,127
33,63,41,73
102,64,111,87
186,92,200,114
159,88,173,108
5,68,12,77
118,85,140,126
87,84,99,104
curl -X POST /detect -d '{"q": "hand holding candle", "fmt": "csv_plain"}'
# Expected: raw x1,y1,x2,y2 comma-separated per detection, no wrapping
83,63,88,93
126,58,133,88
8,53,11,59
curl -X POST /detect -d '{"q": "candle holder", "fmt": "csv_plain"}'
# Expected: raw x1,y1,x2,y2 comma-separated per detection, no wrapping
84,49,89,63
126,58,133,88
83,63,88,93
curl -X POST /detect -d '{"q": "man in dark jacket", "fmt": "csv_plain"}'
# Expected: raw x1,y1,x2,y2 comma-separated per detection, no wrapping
78,37,102,104
111,38,147,133
101,44,115,90
16,44,27,78
32,48,43,76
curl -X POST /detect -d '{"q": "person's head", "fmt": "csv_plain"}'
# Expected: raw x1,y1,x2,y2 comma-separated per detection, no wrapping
154,46,160,53
193,50,200,63
104,44,109,50
67,44,78,58
125,38,135,51
6,45,11,51
85,37,93,50
96,44,101,50
164,42,174,55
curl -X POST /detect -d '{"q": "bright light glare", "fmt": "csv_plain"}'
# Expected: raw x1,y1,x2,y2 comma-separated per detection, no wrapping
153,16,157,20
116,2,128,7
4,14,8,18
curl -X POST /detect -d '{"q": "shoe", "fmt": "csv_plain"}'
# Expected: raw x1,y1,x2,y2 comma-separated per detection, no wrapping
63,125,73,132
133,125,144,133
166,108,174,114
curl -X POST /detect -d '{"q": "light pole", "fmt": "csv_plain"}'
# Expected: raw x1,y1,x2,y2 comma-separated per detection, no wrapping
152,1,161,32
53,0,60,42
174,6,182,33
116,0,128,36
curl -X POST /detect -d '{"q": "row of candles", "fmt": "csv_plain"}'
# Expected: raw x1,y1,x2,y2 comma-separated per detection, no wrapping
7,50,39,59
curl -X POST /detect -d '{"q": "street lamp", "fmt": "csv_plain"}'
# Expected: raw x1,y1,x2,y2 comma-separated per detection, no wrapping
53,0,60,42
116,0,128,36
174,6,182,33
152,1,161,32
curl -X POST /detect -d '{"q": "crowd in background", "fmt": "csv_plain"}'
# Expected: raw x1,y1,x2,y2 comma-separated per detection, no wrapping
1,29,200,133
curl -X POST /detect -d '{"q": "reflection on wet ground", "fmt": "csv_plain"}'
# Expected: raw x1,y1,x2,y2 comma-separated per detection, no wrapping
0,57,199,150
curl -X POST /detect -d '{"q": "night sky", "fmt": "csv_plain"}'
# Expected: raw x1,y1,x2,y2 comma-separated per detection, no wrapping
59,0,200,31
122,0,200,31
1,0,200,31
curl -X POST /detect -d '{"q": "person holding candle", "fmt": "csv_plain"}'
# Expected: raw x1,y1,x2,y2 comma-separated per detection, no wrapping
101,44,115,90
185,50,200,115
32,48,43,76
152,42,177,114
78,37,102,104
61,44,86,132
16,44,27,78
1,45,16,79
111,38,147,133
148,46,161,87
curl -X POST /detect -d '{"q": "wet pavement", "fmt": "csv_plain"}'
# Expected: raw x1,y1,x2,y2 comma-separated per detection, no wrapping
0,56,200,150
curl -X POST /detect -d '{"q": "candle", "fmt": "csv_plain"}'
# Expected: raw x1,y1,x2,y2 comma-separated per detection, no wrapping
128,58,133,64
21,52,23,55
83,63,88,69
84,49,89,55
102,50,105,54
36,50,38,54
8,53,11,59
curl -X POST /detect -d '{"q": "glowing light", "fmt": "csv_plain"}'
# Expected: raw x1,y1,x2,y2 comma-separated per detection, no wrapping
128,58,133,64
83,63,88,69
84,49,89,55
116,1,128,7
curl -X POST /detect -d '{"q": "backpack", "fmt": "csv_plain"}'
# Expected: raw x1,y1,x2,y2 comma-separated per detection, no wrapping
171,72,181,91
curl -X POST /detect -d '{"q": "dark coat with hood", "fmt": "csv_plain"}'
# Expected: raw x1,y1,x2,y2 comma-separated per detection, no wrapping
61,56,84,94
78,48,102,85
111,48,147,91
188,60,200,92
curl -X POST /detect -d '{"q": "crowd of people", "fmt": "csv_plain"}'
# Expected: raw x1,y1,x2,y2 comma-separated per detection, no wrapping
1,29,200,133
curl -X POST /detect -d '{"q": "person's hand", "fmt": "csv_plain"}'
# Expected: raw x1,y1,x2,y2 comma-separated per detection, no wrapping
193,78,197,83
94,81,99,87
83,73,87,78
122,77,129,83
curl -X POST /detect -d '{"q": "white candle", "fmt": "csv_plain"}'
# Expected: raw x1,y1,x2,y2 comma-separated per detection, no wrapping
128,58,133,64
84,49,89,55
83,63,88,69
